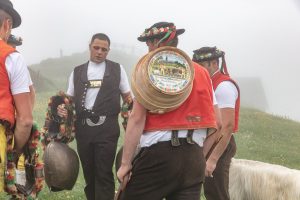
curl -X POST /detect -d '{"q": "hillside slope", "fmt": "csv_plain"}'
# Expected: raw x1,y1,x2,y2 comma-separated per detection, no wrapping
235,108,300,169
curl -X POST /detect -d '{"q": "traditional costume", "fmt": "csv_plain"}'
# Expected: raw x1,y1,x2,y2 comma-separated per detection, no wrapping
193,46,240,200
118,22,217,200
0,1,43,198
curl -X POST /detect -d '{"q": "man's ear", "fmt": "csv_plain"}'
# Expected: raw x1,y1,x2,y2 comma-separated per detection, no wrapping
3,19,12,41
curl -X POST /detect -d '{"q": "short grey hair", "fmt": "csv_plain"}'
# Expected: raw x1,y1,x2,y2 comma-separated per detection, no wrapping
0,9,12,27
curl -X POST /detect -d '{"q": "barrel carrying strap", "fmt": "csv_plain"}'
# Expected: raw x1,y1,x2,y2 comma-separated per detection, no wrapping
187,129,195,144
171,130,180,146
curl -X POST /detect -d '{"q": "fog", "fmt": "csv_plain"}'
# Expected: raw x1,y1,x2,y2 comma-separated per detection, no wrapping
12,0,300,122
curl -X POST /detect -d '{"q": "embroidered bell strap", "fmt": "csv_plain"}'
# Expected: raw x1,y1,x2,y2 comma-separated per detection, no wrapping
5,122,44,198
121,95,133,130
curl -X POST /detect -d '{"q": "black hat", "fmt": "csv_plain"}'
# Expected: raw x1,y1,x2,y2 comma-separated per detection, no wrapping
138,22,185,42
192,47,224,62
0,0,21,28
7,34,22,46
193,46,229,75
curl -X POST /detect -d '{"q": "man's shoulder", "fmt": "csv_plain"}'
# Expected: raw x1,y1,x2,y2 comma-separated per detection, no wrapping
74,62,88,69
106,59,120,67
73,62,89,73
221,77,239,90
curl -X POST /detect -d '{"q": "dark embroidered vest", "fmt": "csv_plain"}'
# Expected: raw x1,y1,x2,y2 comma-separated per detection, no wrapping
73,60,121,117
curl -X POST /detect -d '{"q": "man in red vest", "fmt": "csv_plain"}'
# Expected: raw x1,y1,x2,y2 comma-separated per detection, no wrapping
117,22,219,200
193,47,240,200
0,0,34,192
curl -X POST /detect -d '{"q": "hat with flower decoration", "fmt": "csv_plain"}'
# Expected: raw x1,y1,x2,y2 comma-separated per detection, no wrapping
193,46,229,75
138,22,185,43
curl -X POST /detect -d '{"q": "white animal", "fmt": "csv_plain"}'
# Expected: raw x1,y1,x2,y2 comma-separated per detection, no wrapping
229,158,300,200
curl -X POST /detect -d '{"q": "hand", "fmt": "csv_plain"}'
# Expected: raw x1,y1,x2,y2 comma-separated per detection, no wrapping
205,158,217,178
57,104,68,118
117,164,132,189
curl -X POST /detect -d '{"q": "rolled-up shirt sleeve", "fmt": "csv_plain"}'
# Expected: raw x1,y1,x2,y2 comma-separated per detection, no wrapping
119,64,131,94
66,71,75,97
215,81,238,108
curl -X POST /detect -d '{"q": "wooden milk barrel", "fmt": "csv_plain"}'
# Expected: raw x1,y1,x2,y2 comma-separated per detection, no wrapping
131,46,194,114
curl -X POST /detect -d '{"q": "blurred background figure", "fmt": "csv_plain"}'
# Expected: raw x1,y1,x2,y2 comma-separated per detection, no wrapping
7,34,22,48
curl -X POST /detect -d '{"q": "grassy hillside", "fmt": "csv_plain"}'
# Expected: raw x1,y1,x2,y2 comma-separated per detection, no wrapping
1,92,299,200
1,51,299,199
235,108,300,169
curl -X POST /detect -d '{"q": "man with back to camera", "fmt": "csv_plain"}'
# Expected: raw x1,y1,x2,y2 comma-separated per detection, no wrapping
58,33,132,200
117,22,221,200
193,47,240,200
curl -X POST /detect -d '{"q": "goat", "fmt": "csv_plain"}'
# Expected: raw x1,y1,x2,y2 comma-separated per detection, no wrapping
229,158,300,200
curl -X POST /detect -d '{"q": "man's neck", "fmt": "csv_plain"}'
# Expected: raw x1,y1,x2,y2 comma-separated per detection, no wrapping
211,70,220,77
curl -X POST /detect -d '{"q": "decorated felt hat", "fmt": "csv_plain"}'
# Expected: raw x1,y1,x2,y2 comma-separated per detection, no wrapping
0,0,21,28
192,46,224,62
7,34,22,46
137,22,185,42
193,46,229,75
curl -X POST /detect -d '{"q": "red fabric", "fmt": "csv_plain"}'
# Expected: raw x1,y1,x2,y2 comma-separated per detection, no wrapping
212,71,240,132
161,30,176,46
0,40,16,127
144,62,217,133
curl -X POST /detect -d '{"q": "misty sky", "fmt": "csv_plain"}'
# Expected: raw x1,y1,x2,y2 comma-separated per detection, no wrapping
11,0,300,122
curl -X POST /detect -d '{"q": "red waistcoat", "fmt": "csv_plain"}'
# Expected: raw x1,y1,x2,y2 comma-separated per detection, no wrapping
0,40,16,127
212,71,240,132
144,62,217,134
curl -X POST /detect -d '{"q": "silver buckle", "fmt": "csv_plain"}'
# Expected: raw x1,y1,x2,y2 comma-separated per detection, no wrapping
86,116,106,127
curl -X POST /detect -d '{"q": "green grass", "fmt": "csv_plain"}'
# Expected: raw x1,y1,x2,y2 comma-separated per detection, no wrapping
1,92,300,199
235,108,300,169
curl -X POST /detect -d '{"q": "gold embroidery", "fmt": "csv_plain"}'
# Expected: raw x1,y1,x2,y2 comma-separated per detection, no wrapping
186,116,201,122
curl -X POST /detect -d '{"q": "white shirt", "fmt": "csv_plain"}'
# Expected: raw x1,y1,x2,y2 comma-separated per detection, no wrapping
5,52,32,95
67,61,131,109
215,81,238,108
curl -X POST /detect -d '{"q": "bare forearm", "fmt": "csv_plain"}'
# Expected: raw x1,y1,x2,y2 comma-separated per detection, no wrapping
14,117,33,152
203,133,219,158
13,93,34,152
29,85,35,110
208,107,235,162
121,100,146,166
207,128,232,163
122,117,145,166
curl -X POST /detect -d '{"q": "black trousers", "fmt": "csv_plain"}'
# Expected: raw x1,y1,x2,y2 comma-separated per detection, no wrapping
204,136,237,200
75,116,119,200
120,139,206,200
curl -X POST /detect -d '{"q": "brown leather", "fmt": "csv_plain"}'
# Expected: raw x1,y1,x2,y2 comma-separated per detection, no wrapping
131,46,194,114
